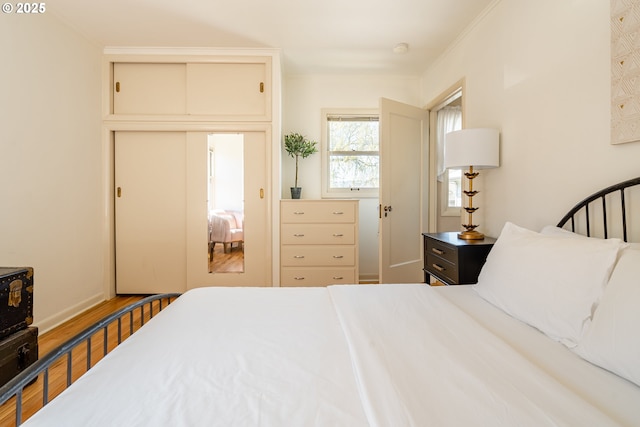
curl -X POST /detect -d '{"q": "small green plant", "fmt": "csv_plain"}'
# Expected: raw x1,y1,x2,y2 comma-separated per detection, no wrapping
284,133,318,188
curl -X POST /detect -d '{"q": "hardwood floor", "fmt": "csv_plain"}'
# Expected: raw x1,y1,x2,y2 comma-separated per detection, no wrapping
209,243,244,273
0,295,156,426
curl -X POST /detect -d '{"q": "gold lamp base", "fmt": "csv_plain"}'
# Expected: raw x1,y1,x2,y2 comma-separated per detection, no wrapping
458,166,485,240
458,230,485,240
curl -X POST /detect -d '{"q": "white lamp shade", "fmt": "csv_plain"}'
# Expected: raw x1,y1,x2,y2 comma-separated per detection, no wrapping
444,128,500,170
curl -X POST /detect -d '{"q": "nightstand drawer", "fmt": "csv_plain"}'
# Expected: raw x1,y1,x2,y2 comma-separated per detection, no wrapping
425,239,457,264
425,253,458,284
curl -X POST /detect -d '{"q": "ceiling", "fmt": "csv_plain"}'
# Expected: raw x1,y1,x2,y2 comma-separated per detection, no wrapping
49,0,495,76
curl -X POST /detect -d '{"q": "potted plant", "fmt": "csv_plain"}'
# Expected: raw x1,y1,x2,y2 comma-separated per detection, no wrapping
284,132,318,199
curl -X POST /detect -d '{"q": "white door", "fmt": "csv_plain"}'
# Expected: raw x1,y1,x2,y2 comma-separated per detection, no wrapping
115,132,187,294
379,98,429,283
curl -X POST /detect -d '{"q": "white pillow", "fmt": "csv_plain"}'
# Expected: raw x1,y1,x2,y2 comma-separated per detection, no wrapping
573,248,640,386
474,222,624,347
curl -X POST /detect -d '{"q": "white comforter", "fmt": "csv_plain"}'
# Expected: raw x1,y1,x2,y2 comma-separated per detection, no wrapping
24,285,640,426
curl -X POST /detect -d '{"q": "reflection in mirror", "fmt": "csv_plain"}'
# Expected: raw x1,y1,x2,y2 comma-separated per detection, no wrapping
208,133,244,273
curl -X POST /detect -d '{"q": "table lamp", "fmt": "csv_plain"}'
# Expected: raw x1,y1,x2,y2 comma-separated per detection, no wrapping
444,128,500,240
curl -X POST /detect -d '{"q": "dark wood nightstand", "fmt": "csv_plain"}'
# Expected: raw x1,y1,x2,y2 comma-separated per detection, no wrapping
422,232,496,285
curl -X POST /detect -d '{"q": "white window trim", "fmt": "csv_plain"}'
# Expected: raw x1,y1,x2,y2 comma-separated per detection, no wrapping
441,169,463,216
321,108,379,199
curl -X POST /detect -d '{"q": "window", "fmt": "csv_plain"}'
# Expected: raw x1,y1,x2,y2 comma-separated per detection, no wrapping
447,169,462,208
321,109,379,197
434,90,463,216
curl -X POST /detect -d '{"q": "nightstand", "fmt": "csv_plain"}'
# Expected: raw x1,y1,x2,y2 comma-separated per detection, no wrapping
422,232,496,285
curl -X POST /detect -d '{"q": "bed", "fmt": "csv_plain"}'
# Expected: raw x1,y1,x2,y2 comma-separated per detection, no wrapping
1,177,639,426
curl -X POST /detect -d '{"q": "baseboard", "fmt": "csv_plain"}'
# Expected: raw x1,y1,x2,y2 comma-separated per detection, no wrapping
358,274,379,284
33,293,105,335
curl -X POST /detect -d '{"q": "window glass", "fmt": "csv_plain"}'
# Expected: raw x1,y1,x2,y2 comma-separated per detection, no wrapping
322,111,379,197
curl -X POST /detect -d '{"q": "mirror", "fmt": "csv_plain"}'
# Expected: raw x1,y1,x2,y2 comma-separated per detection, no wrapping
207,134,245,273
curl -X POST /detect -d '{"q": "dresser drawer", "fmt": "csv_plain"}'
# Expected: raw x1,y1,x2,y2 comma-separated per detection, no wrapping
281,201,356,223
281,224,355,245
280,267,356,287
425,253,458,284
425,238,458,264
281,246,355,267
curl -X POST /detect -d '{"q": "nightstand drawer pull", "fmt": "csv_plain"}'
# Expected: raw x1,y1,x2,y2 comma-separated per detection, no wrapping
333,233,344,237
333,255,344,259
333,276,344,280
431,248,445,255
294,276,305,280
293,234,305,237
332,211,344,215
293,211,305,215
432,263,446,272
293,255,305,259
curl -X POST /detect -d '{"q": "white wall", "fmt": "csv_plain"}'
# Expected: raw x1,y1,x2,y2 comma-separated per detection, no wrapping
283,74,421,279
0,14,103,331
421,0,640,238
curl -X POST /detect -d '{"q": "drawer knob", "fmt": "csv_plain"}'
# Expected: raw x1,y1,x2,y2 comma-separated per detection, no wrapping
431,248,445,255
333,255,344,259
293,255,305,259
432,263,446,272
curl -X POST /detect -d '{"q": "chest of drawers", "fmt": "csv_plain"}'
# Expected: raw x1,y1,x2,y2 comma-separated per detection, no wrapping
422,232,495,285
280,200,359,286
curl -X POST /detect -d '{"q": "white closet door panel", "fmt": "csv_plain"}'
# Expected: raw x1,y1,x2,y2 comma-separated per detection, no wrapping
113,63,187,115
115,132,186,293
185,131,270,288
186,63,268,118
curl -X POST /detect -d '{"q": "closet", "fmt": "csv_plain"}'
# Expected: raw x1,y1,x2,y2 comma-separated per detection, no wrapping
107,51,278,293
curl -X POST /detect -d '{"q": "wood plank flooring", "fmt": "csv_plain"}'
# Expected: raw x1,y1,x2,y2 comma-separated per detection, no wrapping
0,295,153,426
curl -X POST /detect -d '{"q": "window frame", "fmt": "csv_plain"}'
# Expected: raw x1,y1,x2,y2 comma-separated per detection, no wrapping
321,108,380,198
441,169,463,216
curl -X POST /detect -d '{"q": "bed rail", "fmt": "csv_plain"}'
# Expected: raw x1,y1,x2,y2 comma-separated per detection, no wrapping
0,293,181,426
556,176,640,242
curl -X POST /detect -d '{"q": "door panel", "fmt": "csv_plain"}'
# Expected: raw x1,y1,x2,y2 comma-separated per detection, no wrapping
113,63,187,115
186,131,270,287
186,63,268,118
115,132,187,293
379,98,429,283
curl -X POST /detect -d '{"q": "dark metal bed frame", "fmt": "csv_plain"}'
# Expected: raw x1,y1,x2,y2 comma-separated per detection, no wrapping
0,178,638,425
0,293,180,425
557,176,640,242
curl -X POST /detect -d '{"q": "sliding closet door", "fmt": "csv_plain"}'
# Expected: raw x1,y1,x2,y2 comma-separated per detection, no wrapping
185,131,271,288
115,132,187,294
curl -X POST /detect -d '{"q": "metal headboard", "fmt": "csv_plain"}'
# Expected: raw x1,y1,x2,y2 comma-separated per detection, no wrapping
556,177,640,242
